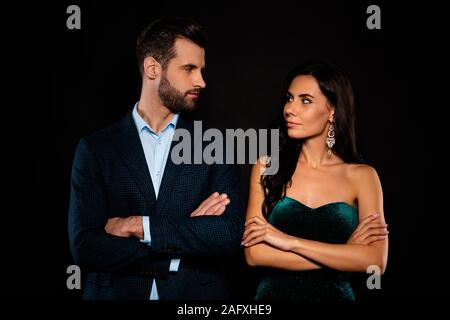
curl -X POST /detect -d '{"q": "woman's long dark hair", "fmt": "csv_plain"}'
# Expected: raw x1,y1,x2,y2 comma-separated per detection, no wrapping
261,61,363,218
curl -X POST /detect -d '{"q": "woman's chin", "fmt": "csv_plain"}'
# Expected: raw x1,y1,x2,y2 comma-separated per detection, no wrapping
287,130,306,139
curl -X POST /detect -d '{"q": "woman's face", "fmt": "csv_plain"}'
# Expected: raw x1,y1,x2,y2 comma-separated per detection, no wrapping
284,75,334,140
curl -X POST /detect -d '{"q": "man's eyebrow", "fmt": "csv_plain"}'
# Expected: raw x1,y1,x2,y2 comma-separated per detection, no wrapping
181,64,198,69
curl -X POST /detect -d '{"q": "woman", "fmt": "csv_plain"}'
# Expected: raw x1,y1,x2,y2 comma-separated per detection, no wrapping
243,61,389,300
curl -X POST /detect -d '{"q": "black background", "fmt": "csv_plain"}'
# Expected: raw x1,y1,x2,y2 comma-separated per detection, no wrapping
4,0,446,301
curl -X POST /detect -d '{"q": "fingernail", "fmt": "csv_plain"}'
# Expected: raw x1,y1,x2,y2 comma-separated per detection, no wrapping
221,194,227,199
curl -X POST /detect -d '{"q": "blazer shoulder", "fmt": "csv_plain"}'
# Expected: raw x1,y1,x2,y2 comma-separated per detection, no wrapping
80,113,132,145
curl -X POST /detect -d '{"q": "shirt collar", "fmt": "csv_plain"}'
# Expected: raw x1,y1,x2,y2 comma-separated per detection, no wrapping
132,102,179,134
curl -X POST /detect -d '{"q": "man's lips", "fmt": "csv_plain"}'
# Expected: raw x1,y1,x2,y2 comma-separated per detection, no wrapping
186,92,199,98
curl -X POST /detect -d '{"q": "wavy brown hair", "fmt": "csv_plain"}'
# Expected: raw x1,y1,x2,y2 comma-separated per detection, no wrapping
261,61,363,218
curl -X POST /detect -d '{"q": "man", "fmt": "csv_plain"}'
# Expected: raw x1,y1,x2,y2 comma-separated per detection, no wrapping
68,17,244,300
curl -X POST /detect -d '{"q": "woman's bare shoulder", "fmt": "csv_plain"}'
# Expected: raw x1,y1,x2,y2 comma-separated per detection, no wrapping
345,163,380,187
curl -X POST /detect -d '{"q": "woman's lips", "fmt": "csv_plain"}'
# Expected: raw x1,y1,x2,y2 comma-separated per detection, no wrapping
287,121,302,128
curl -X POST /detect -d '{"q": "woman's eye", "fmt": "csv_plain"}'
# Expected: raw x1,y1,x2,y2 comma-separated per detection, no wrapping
302,98,311,104
286,95,293,102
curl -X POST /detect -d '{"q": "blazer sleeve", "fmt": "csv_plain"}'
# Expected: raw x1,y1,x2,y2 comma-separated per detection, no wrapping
68,138,171,276
149,163,245,257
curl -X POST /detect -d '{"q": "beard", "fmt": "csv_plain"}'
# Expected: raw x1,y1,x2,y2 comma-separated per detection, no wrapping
158,74,200,113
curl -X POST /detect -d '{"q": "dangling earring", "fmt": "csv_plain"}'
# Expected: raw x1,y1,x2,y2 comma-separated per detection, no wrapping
326,118,335,156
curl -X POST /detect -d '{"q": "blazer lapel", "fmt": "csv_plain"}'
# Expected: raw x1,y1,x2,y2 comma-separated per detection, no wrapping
155,115,193,215
115,112,157,212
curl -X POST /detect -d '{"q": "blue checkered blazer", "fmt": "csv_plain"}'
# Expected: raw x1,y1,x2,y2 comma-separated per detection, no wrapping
68,111,244,299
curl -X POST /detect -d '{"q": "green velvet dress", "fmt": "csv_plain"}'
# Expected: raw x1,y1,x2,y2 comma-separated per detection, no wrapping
255,196,359,300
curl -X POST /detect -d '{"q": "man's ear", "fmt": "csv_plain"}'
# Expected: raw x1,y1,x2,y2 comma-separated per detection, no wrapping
143,56,161,79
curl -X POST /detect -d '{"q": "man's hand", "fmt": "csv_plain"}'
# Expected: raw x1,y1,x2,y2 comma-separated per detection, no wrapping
105,216,144,239
190,192,230,217
347,214,389,245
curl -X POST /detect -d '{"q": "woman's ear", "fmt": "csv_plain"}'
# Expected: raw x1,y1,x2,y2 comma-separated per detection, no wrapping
329,111,335,123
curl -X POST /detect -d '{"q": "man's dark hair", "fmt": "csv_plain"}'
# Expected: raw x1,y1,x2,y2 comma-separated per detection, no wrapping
136,17,207,74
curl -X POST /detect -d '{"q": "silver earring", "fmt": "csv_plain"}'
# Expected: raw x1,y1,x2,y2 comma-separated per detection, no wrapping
326,120,335,156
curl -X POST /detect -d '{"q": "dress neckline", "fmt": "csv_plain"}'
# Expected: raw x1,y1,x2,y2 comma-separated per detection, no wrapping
283,196,357,211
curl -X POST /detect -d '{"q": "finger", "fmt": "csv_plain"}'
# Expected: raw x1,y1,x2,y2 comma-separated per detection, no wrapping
191,194,215,216
205,198,230,215
355,214,379,233
351,229,384,244
366,235,388,244
242,224,265,240
203,196,229,214
213,205,227,216
362,229,389,241
243,225,265,242
196,192,221,212
355,214,375,231
242,222,257,238
105,217,119,228
244,216,258,226
366,224,388,232
215,198,231,212
352,228,387,243
193,193,227,216
245,216,265,227
363,230,389,240
243,229,266,246
196,192,222,211
244,234,266,247
356,222,387,238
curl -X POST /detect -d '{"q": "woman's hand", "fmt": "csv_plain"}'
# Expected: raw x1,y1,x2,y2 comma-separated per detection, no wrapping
347,213,389,245
242,216,295,251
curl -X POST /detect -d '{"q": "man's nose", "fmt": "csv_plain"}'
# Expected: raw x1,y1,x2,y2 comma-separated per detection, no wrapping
194,72,206,89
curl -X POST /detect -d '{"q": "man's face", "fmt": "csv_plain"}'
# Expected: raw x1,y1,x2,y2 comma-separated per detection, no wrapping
158,38,206,112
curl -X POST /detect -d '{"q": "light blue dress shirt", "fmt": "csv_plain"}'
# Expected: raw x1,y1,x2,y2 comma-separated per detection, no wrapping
132,103,181,300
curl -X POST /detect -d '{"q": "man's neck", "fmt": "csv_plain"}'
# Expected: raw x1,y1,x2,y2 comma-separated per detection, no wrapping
137,96,175,134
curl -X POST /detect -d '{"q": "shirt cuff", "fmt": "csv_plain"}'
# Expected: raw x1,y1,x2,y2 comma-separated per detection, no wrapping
169,259,181,272
140,216,151,245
